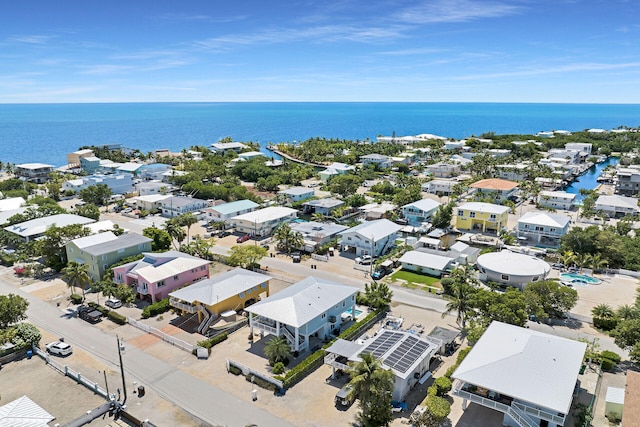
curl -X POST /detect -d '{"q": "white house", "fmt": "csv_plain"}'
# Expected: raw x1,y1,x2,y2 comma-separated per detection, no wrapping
62,173,134,195
210,142,248,154
278,187,315,203
476,250,550,290
161,196,209,218
232,207,297,237
325,330,440,401
319,162,355,182
594,195,640,218
615,167,640,196
132,194,172,212
138,164,173,181
539,191,576,210
0,197,26,212
360,153,393,169
117,162,144,176
423,180,457,196
425,162,461,178
238,151,266,161
358,202,396,220
401,199,441,226
246,276,359,353
291,222,348,252
203,199,260,223
452,321,586,427
16,163,54,183
4,214,95,242
135,181,172,196
516,212,571,247
340,219,403,257
398,250,455,277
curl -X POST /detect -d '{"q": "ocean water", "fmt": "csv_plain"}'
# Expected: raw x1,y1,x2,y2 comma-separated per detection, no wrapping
1,102,639,167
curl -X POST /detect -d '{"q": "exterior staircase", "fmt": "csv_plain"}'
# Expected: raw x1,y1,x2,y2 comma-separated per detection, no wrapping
197,306,217,335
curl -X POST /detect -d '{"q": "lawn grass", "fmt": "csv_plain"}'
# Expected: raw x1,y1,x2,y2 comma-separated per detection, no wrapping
391,269,442,288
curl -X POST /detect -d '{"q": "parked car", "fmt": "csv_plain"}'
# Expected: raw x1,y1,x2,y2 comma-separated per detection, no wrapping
335,383,355,408
371,269,386,280
76,305,103,323
236,234,251,243
355,255,373,265
105,298,122,309
45,341,73,356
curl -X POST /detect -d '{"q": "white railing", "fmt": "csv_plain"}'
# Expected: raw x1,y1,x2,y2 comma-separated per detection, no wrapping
197,306,211,334
127,317,196,354
507,405,538,427
198,306,218,335
512,402,565,425
169,298,197,313
324,354,349,371
253,321,277,335
311,253,329,262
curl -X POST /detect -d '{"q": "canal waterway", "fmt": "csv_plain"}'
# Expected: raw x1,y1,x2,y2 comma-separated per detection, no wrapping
564,156,619,200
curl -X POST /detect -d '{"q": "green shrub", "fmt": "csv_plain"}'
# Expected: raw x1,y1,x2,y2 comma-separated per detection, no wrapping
141,298,171,319
600,358,615,371
107,310,127,325
427,385,437,397
70,294,83,304
273,362,286,375
593,317,618,331
195,333,229,352
600,350,621,364
246,374,277,391
433,376,452,396
229,365,242,376
88,302,110,315
0,254,15,266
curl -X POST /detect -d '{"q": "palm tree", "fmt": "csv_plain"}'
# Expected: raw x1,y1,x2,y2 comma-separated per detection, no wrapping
264,335,291,365
178,213,198,244
311,212,325,222
588,253,608,273
574,253,591,272
616,304,639,320
441,282,474,328
348,352,394,427
163,219,186,250
62,262,92,300
273,223,304,254
591,303,615,320
560,250,576,268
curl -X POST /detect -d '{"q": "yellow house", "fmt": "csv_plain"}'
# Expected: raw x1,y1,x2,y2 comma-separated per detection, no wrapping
169,268,270,334
456,202,510,233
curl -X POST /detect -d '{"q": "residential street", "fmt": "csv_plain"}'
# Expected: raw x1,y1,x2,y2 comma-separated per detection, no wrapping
0,277,295,427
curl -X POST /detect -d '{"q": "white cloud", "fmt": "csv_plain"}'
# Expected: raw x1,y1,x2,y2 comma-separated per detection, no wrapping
395,0,522,24
7,35,55,44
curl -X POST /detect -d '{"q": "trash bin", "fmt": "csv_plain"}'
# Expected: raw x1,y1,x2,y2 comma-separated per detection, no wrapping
26,350,33,359
137,385,145,397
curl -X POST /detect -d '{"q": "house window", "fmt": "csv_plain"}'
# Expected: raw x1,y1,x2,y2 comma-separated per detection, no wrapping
261,283,267,288
103,264,108,270
173,275,179,281
469,212,476,218
201,266,207,271
239,292,245,298
532,276,539,281
458,210,464,217
489,214,496,220
158,280,165,288
342,301,346,307
321,313,326,319
501,274,509,280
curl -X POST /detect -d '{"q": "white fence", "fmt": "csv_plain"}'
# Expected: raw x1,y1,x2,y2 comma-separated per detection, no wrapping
353,263,371,272
33,346,113,400
127,317,197,354
311,254,329,262
227,359,283,390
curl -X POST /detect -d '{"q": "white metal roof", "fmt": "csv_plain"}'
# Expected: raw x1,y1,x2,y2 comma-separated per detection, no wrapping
0,197,26,212
458,202,510,215
605,387,625,405
136,256,209,284
0,395,55,427
399,251,453,271
4,214,95,238
540,190,576,200
117,162,143,172
477,250,550,277
169,268,270,306
70,231,118,249
17,163,53,170
402,198,441,212
279,186,314,196
232,207,297,224
85,220,119,234
341,219,403,242
517,211,571,228
596,195,640,210
245,276,358,328
452,321,587,415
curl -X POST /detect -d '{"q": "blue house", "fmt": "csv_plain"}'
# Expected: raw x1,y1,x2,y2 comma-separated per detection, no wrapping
401,199,442,226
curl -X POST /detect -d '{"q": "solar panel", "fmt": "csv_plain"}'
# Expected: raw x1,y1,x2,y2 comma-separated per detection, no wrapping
364,330,403,358
385,335,433,373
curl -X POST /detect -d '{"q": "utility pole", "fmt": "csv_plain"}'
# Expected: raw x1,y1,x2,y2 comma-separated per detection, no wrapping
370,234,375,277
116,335,127,405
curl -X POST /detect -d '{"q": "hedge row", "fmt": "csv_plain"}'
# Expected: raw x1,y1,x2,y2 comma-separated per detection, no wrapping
444,347,471,379
141,298,171,319
193,333,228,354
87,301,127,325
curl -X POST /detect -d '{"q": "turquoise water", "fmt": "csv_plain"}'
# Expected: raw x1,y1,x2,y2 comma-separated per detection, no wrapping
560,273,602,285
344,307,363,317
1,102,639,166
564,157,620,201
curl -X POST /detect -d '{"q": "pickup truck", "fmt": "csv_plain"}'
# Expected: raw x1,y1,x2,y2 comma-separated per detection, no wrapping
77,305,103,323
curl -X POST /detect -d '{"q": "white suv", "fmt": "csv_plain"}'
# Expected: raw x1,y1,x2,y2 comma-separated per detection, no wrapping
105,298,122,309
45,341,73,356
355,255,373,265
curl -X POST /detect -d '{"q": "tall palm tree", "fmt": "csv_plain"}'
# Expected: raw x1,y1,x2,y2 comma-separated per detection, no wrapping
588,253,608,273
273,223,304,254
163,219,186,250
264,335,291,365
178,213,198,244
348,352,394,427
311,212,325,222
62,262,92,300
441,282,474,328
560,250,576,268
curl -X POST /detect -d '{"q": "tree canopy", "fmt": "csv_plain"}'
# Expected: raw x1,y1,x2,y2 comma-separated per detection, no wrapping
0,293,29,329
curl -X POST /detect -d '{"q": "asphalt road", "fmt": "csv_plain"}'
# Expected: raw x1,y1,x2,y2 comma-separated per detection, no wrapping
0,278,295,427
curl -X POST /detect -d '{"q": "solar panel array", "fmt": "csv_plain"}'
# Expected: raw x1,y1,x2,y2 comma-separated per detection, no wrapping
384,335,432,373
367,330,403,358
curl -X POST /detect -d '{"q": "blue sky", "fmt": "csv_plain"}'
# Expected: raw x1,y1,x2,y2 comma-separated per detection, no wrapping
2,0,640,103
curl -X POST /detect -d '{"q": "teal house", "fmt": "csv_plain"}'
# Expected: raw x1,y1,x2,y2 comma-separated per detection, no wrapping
65,231,153,282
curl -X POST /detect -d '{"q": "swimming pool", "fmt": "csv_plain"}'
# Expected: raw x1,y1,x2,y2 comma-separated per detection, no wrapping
344,307,363,317
560,273,602,286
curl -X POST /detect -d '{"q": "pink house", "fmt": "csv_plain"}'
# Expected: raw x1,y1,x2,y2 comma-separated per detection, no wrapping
113,251,210,303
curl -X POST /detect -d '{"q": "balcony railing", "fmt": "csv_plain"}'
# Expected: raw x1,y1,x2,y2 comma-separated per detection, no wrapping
169,298,197,314
324,354,350,371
